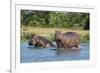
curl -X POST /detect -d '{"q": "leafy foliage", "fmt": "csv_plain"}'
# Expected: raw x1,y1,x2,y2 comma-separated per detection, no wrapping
21,10,89,29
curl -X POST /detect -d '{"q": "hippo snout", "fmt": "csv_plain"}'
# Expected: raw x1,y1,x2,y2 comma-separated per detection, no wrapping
28,41,33,45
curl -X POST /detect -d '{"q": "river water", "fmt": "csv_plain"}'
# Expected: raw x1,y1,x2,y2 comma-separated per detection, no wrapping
20,42,89,63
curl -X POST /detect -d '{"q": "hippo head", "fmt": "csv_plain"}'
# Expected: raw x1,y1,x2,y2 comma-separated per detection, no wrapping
55,30,63,41
28,34,38,45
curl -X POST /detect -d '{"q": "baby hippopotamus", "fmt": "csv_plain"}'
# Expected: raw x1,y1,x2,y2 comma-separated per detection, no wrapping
29,34,55,48
55,30,80,50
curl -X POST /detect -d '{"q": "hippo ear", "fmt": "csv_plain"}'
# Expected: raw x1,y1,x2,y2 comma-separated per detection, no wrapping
32,34,36,37
34,34,39,38
32,34,37,39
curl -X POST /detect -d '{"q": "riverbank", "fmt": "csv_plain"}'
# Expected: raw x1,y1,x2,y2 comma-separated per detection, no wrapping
21,26,89,43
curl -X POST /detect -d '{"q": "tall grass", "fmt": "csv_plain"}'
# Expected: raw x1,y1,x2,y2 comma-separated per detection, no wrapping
21,26,89,43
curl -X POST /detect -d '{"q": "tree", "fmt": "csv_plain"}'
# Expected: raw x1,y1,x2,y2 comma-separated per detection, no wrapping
21,10,90,29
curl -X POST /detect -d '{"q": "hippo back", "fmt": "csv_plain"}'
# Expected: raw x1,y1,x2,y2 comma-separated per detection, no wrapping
62,32,80,48
38,36,55,47
63,32,80,40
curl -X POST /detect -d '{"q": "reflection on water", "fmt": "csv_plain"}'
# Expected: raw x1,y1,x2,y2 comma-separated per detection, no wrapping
21,42,89,63
56,49,80,55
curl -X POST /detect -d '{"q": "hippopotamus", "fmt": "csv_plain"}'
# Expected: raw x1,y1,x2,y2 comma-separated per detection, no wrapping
55,30,80,50
29,34,55,48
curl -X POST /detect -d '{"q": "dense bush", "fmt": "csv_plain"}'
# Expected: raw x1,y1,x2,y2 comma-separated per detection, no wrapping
21,10,89,29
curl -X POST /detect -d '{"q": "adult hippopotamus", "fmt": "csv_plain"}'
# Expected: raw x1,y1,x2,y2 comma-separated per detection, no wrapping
29,34,55,48
55,30,80,50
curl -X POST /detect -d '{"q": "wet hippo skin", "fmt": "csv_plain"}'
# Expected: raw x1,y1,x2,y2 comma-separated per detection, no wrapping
55,30,80,50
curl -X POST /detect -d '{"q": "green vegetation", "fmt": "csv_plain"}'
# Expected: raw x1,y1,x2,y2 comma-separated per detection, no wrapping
21,10,90,42
21,26,89,43
21,10,89,29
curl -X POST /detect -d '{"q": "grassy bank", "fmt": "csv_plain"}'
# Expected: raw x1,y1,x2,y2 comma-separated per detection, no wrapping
21,26,89,43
